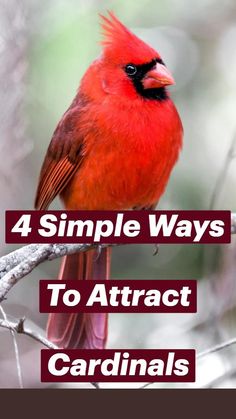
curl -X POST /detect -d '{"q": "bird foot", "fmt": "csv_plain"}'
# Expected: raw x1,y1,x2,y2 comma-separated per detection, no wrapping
153,244,159,256
95,244,103,261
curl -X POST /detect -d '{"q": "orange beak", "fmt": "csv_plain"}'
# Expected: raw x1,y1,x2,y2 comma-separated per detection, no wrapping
142,62,175,89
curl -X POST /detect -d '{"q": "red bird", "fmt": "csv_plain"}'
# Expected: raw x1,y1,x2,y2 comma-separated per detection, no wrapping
35,12,183,350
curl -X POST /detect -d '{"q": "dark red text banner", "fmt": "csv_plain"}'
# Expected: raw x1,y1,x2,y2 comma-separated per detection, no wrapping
5,210,231,244
39,279,197,313
41,349,195,382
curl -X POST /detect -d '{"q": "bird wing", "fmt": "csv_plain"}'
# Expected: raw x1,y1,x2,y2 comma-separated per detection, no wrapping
34,105,84,210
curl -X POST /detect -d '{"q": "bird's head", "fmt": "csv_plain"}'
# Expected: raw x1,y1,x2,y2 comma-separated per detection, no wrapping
98,12,174,101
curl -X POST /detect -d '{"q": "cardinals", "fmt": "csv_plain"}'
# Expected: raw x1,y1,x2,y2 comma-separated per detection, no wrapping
35,12,183,349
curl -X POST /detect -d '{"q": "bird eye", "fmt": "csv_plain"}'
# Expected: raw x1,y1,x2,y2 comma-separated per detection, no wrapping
125,64,137,76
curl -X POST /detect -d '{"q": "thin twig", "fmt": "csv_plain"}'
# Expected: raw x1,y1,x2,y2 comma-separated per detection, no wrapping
231,213,236,234
139,382,156,389
197,337,236,359
140,335,236,389
210,134,236,210
0,316,58,349
0,316,100,389
202,367,236,389
0,305,23,388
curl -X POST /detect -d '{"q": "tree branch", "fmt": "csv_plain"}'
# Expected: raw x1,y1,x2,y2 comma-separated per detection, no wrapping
0,317,58,349
0,243,106,302
0,315,99,388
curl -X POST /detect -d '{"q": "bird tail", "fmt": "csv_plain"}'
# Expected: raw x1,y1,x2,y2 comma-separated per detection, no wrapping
46,248,111,349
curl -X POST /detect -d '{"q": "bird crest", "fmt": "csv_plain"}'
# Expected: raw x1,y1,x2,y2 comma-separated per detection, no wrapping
100,11,160,65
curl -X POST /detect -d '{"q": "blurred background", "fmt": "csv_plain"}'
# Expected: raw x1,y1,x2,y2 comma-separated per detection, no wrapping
0,0,236,388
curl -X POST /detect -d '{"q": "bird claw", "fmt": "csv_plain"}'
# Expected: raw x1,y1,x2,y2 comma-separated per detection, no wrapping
153,244,159,256
95,244,103,261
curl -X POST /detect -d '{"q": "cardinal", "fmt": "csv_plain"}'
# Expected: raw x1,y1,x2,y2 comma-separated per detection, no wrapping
35,12,183,350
